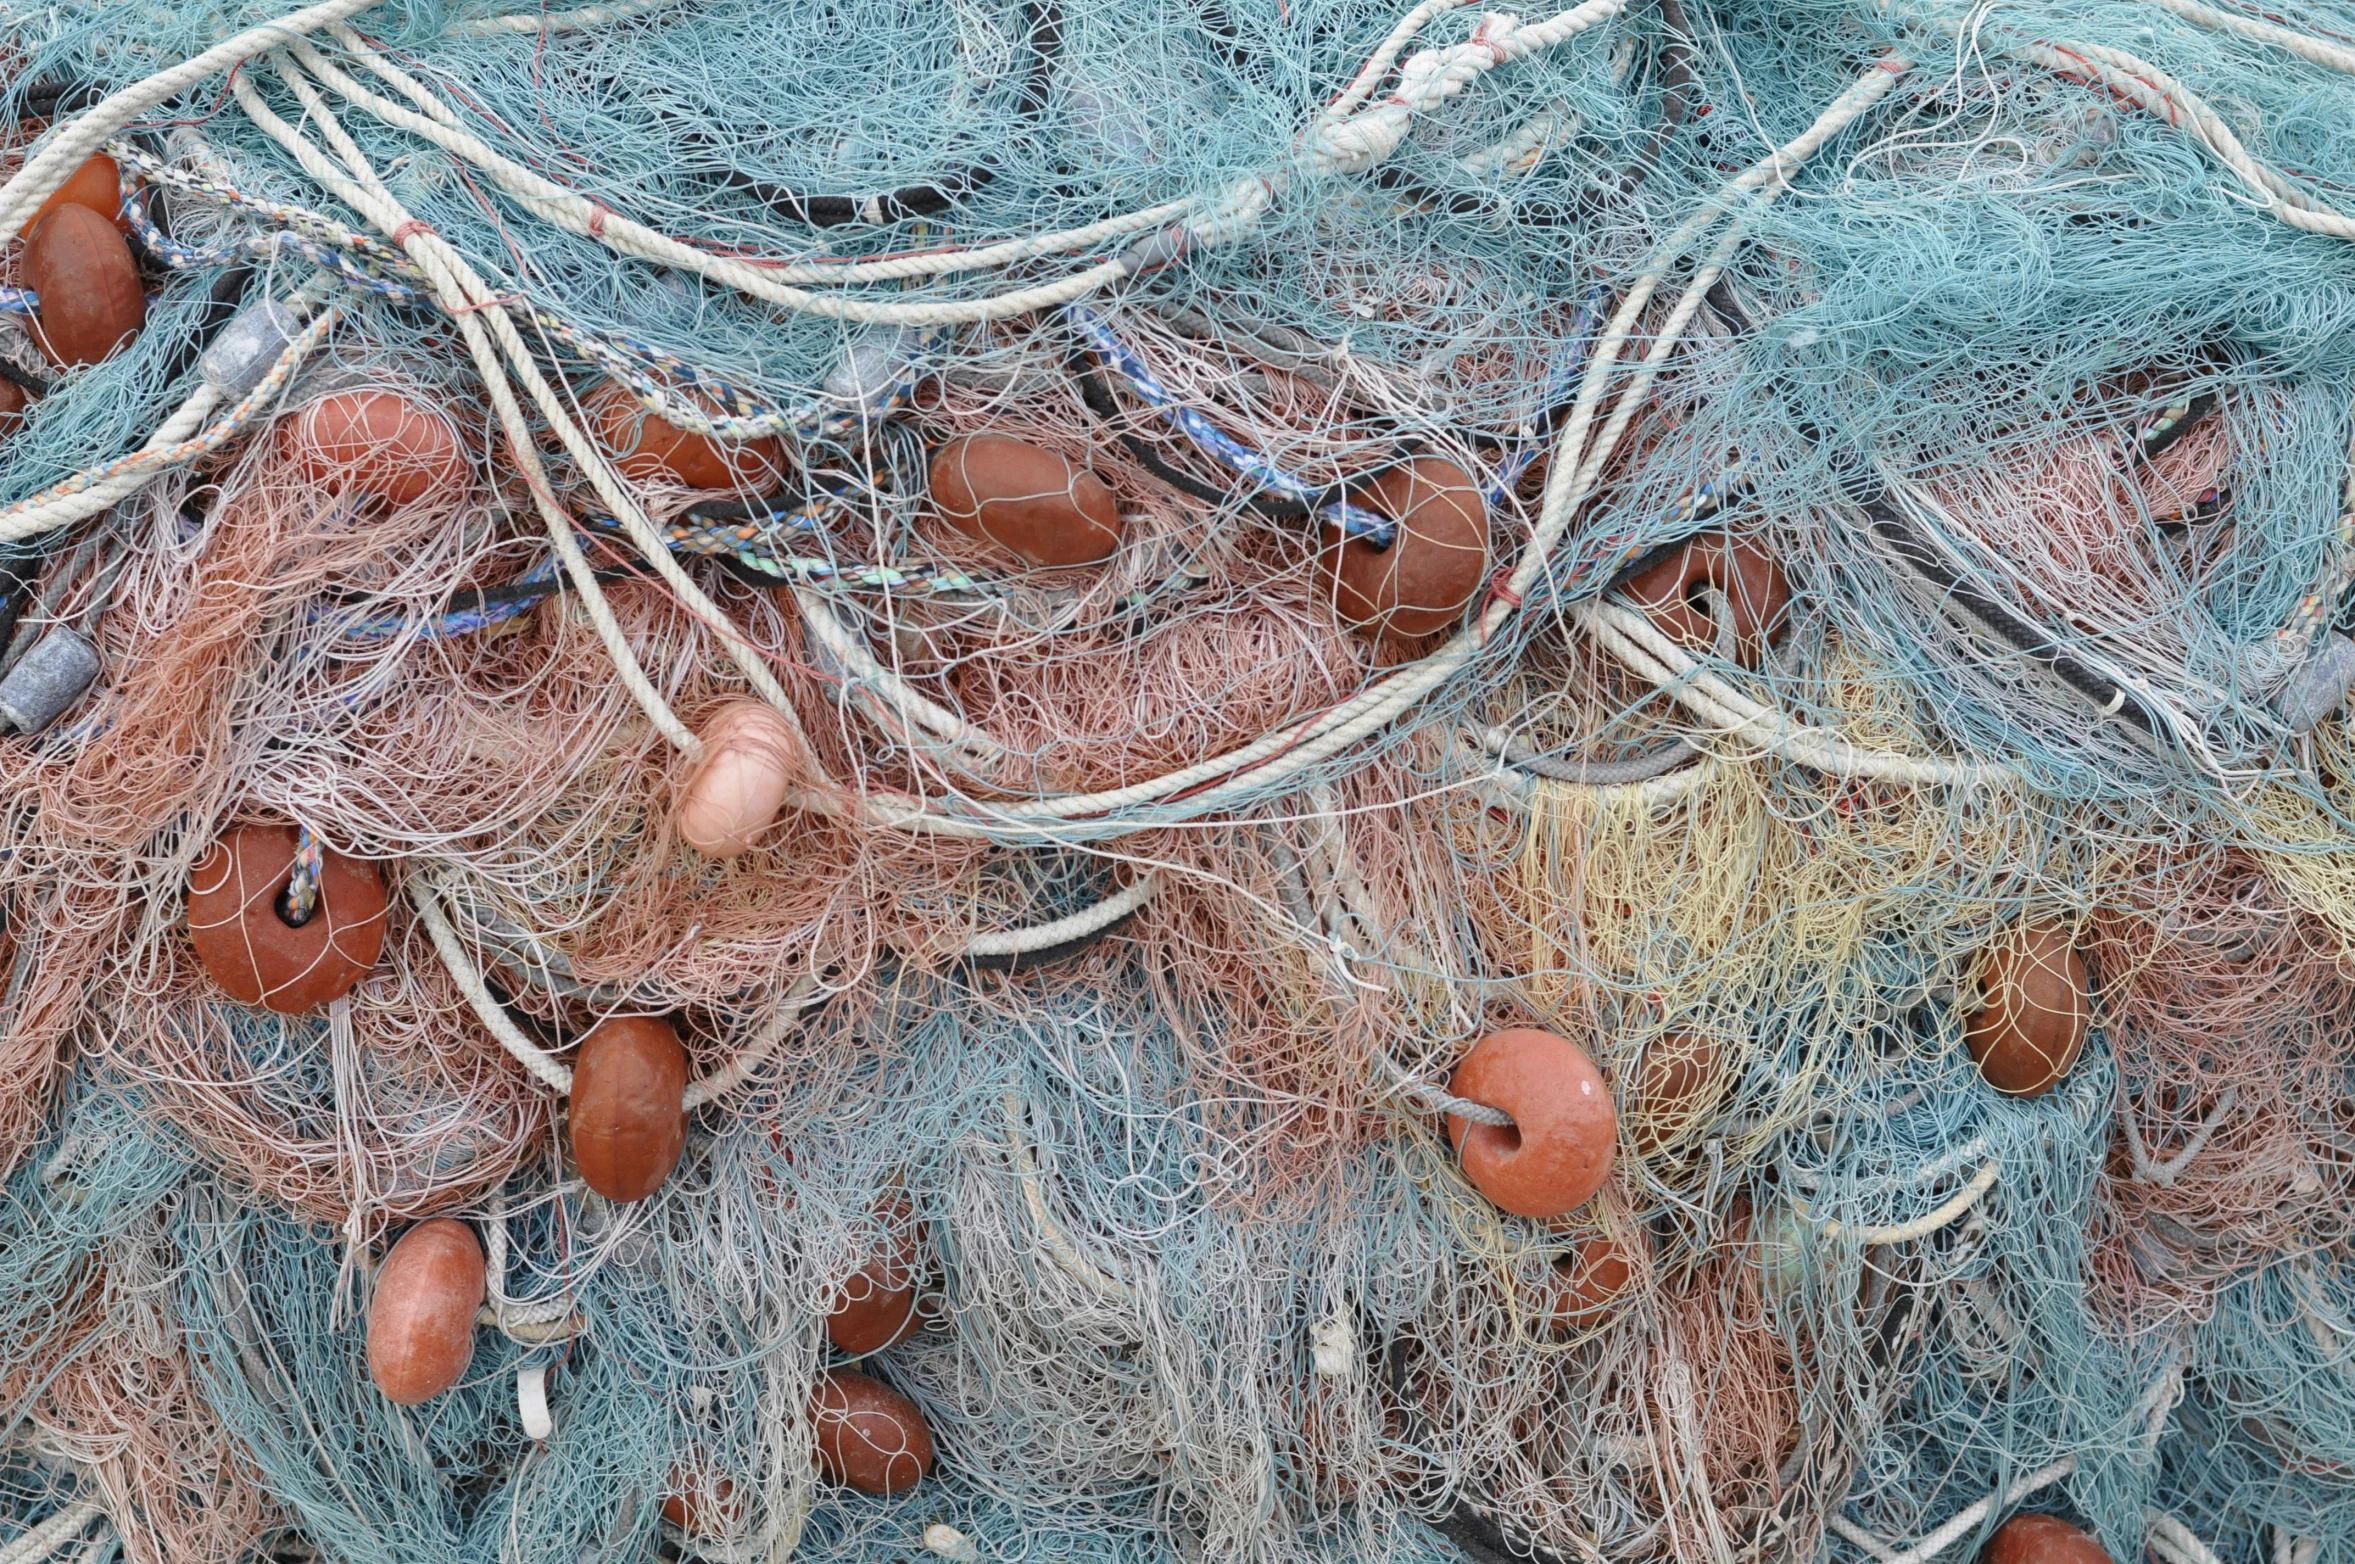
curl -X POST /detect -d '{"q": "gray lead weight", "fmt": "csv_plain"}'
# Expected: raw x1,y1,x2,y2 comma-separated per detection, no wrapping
2277,632,2355,733
0,628,100,733
823,327,916,414
199,298,301,401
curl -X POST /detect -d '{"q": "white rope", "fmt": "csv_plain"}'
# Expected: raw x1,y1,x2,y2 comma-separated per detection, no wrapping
1576,600,2009,786
0,0,386,245
959,873,1158,958
1825,1457,2075,1564
2136,0,2355,78
445,0,692,33
0,1498,102,1564
411,879,577,1093
2148,1513,2226,1564
2119,1085,2237,1186
1995,31,2355,242
1002,1094,1138,1302
681,972,825,1109
1793,1162,2000,1244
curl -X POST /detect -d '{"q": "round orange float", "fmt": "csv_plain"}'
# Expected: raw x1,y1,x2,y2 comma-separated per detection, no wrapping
22,204,144,367
810,1370,934,1495
1318,456,1489,643
1444,1029,1616,1219
1965,920,2089,1097
569,1015,688,1202
1980,1513,2114,1564
366,1219,485,1405
1541,1233,1641,1330
584,381,786,490
1618,533,1790,667
930,432,1124,568
185,822,388,1013
282,390,466,506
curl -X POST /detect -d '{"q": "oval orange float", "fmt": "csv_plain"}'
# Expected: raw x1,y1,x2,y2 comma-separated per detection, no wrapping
23,204,144,367
366,1219,485,1405
1319,456,1489,643
810,1370,934,1495
585,381,785,490
1965,920,2089,1097
1445,1029,1616,1220
930,433,1124,568
569,1015,688,1202
283,389,466,506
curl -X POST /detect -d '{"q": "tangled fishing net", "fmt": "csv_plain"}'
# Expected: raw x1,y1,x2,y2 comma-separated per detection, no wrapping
8,0,2355,1559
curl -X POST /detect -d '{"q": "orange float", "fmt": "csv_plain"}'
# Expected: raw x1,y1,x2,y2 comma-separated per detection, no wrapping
810,1370,934,1495
1540,1233,1640,1330
930,433,1124,568
1444,1029,1616,1219
22,204,144,367
671,700,802,858
366,1220,485,1405
661,1462,745,1537
1964,921,2090,1097
1318,456,1489,643
0,376,25,433
1981,1513,2114,1564
1631,1032,1727,1153
827,1220,921,1357
585,381,786,490
282,390,466,505
28,155,128,234
1618,533,1790,666
184,822,388,1013
569,1015,688,1202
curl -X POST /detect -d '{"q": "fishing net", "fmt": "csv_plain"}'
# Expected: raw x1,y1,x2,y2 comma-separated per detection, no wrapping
3,0,2355,1559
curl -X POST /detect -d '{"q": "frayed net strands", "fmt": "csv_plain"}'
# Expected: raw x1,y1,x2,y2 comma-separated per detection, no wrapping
9,0,2355,1561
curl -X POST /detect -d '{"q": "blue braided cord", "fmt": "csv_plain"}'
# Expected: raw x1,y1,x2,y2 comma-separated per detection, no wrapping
0,289,31,315
320,555,562,644
1484,284,1610,503
1063,303,1400,548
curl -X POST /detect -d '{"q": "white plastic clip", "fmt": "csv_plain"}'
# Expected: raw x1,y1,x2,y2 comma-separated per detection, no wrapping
518,1363,553,1440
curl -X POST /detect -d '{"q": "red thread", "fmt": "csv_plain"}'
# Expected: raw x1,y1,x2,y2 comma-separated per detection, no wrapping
390,218,436,244
586,201,612,238
453,293,524,314
1487,568,1525,610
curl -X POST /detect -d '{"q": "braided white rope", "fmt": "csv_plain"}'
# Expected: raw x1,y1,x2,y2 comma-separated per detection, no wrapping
300,32,1198,289
0,0,386,245
1795,1160,2000,1245
1306,0,1628,174
1576,600,2008,786
1998,32,2355,241
2137,0,2355,77
1002,1093,1138,1302
0,1498,103,1564
411,879,576,1092
1825,1457,2075,1564
959,872,1158,958
2148,1514,2226,1564
1317,0,1482,127
446,0,691,33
